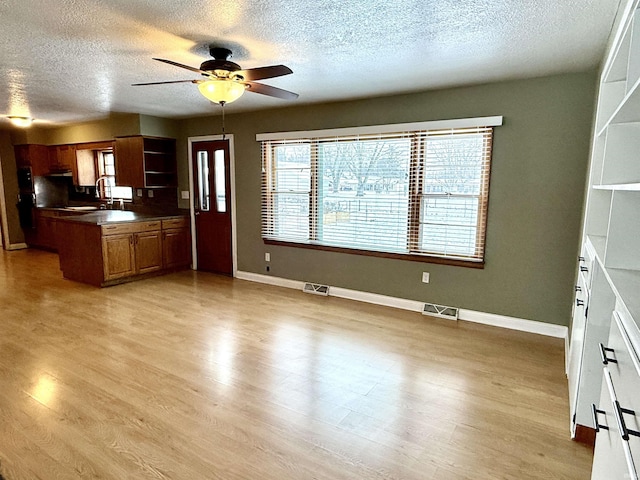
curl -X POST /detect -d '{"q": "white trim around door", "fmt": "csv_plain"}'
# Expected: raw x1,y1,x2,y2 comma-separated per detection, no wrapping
187,134,238,277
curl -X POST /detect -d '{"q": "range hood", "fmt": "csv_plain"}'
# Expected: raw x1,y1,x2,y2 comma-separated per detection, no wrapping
46,171,73,177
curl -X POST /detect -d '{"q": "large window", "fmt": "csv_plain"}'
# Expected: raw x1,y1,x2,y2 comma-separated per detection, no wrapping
260,117,501,265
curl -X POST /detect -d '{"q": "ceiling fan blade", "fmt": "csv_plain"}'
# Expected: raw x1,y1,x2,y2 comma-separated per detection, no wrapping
235,65,293,81
132,79,199,86
245,81,299,100
153,58,211,76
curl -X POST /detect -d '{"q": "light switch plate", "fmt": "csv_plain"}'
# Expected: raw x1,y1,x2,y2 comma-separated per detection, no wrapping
136,189,143,197
148,190,154,198
181,191,190,200
422,272,430,283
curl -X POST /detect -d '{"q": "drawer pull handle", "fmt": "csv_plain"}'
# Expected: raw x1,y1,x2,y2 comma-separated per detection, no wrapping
580,266,588,273
576,299,584,307
575,285,582,292
613,400,640,441
578,256,585,262
592,404,608,432
599,343,617,365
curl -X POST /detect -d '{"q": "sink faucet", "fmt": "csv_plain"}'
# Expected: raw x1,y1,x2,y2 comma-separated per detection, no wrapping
95,175,113,207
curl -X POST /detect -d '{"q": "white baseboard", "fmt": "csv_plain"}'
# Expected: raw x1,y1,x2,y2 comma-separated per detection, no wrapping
6,243,28,251
235,271,569,339
236,271,303,290
565,330,570,375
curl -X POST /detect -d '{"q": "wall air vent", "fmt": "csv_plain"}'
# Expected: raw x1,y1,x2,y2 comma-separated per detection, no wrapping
303,283,330,296
422,302,459,320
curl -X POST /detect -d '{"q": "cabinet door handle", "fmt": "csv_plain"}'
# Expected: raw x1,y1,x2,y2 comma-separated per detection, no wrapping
578,256,585,262
592,404,608,432
599,343,617,365
580,266,589,272
576,299,584,307
613,400,640,441
575,285,582,292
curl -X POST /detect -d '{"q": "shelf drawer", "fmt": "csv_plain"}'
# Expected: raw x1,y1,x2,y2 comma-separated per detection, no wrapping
101,221,161,236
592,369,637,480
162,217,189,230
603,311,640,475
579,243,594,291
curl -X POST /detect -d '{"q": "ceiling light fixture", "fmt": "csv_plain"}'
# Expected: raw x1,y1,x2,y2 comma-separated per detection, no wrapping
197,79,246,105
8,116,33,128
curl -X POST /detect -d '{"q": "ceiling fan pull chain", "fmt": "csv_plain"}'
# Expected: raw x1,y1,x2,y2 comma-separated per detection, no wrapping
220,101,226,140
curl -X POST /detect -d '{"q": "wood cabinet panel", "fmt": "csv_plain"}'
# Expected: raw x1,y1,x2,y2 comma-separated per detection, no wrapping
135,231,163,274
115,136,176,188
102,233,136,281
14,144,50,176
75,149,97,186
49,144,76,176
115,136,145,187
163,227,191,269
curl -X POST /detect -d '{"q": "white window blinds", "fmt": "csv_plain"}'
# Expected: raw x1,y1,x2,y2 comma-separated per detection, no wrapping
260,117,500,263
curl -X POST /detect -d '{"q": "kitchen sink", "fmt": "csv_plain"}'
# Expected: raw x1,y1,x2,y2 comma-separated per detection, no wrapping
64,206,99,211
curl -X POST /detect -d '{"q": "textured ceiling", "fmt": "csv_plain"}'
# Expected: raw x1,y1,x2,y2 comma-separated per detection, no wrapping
0,0,622,127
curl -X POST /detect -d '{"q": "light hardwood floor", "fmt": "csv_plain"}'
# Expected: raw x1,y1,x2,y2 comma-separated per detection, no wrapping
0,249,592,479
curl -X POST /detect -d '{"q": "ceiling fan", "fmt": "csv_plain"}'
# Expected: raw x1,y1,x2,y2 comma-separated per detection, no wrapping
133,46,298,105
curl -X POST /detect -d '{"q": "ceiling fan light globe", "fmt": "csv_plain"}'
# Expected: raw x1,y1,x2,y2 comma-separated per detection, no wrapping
197,80,246,104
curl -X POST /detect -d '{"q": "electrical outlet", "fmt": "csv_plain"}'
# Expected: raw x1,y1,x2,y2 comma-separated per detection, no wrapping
265,252,270,262
422,272,430,283
181,191,190,200
148,190,154,198
136,189,143,197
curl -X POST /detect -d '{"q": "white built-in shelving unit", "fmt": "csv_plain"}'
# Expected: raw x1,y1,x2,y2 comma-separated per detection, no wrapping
569,0,640,478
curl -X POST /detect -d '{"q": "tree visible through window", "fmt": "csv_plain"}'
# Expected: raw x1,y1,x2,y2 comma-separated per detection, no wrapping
97,150,133,200
260,118,499,264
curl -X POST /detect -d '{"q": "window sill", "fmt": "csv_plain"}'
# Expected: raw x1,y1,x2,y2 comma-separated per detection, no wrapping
263,239,485,269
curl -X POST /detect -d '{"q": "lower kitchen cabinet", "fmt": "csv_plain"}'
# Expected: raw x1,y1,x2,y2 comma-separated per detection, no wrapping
58,215,189,287
162,217,191,269
28,209,89,252
135,230,163,274
102,224,163,281
102,233,136,281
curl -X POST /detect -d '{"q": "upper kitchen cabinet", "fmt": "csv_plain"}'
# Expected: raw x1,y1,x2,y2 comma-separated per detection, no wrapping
14,144,50,176
74,141,115,187
48,144,76,173
114,136,177,189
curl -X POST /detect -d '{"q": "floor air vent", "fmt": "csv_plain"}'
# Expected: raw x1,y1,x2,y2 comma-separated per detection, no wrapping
422,303,459,320
303,283,330,296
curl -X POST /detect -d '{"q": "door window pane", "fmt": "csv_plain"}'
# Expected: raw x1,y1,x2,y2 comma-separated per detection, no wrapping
214,149,226,213
197,151,210,212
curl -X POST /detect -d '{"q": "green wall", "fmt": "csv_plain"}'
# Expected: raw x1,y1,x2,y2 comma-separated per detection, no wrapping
180,71,597,326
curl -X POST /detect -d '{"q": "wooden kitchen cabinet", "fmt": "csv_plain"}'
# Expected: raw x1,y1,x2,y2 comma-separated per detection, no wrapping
28,209,93,252
102,233,136,281
34,210,58,251
162,217,191,269
49,144,76,173
115,136,177,189
101,221,162,281
135,230,163,274
14,144,50,176
58,215,187,287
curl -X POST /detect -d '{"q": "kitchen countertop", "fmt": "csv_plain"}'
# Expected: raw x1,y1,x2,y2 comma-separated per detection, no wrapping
56,209,188,226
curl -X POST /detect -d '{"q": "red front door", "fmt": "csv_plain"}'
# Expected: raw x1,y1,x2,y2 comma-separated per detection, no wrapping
192,140,232,275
